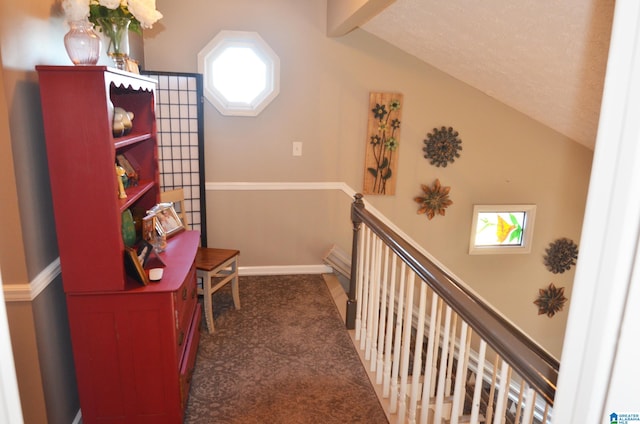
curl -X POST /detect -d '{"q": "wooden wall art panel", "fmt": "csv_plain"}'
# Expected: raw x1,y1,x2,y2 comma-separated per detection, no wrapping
363,92,403,195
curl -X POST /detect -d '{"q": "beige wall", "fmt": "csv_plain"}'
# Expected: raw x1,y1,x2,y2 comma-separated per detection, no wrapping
0,0,592,419
0,49,28,287
145,0,592,358
1,0,79,422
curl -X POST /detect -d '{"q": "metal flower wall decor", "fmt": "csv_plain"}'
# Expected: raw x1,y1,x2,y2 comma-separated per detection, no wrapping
363,92,403,196
533,283,568,318
423,126,462,167
414,179,452,220
544,238,579,273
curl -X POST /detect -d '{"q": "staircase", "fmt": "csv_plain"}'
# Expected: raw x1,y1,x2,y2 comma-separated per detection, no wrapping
336,194,557,424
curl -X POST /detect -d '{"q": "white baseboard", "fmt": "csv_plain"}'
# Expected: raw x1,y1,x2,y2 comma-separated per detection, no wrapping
239,264,333,276
71,409,81,424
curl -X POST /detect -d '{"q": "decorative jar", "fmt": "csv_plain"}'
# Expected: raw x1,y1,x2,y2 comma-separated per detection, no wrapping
121,209,136,247
63,19,100,66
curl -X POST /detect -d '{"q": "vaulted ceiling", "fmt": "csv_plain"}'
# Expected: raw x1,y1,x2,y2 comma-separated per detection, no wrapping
332,0,616,150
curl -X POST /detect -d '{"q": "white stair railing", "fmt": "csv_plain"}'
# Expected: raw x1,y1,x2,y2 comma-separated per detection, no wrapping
346,194,557,424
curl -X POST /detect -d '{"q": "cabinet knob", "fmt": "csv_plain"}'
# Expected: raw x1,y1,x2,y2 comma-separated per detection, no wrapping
182,287,187,300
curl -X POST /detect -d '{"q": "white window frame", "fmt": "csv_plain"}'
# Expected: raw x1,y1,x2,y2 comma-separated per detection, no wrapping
198,30,280,116
468,204,537,255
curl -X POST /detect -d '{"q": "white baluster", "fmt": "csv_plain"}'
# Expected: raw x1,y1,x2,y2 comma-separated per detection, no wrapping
365,234,376,361
419,293,440,424
376,245,390,385
514,379,525,423
492,360,511,424
408,281,427,424
359,227,371,348
449,321,469,424
445,313,458,395
390,261,407,413
354,225,365,339
397,271,416,422
368,237,382,370
382,253,397,398
458,326,472,418
520,387,536,424
434,305,453,424
470,340,487,424
542,403,550,424
485,355,500,424
430,299,443,398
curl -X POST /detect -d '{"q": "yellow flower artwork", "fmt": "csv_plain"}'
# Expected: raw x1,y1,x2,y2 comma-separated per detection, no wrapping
496,215,516,243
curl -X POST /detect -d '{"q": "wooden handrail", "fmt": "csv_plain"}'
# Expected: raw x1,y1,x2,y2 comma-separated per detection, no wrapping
346,194,558,406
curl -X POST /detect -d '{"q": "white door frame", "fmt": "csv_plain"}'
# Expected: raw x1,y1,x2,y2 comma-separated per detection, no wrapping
554,0,640,421
0,268,24,423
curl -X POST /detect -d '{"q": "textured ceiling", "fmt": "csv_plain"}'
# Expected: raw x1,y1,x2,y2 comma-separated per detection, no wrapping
361,0,616,150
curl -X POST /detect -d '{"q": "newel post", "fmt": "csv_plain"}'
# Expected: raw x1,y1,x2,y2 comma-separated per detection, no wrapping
346,193,364,329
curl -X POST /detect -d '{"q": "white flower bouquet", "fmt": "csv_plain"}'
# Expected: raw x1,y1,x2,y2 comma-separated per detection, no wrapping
62,0,163,33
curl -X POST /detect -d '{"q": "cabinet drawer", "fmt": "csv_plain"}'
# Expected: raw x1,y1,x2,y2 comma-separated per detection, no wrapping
174,262,197,321
180,303,201,412
175,263,197,359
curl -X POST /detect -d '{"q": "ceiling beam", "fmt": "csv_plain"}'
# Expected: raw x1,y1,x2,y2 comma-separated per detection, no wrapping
326,0,396,37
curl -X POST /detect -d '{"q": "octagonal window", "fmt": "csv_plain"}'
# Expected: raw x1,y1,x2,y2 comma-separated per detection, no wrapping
198,31,280,116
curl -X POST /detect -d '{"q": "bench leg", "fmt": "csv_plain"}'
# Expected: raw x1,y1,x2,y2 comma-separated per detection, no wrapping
231,257,240,309
199,272,216,333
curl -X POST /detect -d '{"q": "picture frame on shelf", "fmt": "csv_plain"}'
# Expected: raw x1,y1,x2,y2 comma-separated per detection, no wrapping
125,59,140,74
124,246,149,285
143,212,169,253
116,153,139,186
136,240,153,268
142,214,157,244
151,203,185,239
137,238,166,269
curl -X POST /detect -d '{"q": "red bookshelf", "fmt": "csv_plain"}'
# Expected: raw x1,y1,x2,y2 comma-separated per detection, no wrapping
37,66,200,423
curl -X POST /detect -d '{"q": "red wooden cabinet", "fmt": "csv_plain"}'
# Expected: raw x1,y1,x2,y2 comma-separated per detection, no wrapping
37,66,200,423
37,65,159,293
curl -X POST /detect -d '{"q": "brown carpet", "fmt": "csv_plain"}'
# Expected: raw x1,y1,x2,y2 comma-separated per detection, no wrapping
184,274,388,424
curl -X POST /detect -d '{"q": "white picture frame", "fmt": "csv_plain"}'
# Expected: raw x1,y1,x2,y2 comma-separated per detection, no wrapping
469,204,537,255
149,202,185,239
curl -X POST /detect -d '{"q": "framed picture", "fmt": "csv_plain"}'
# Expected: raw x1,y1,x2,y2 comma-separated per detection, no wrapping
142,214,157,244
125,58,140,74
469,204,536,255
151,203,185,238
116,153,138,186
136,240,153,268
124,247,149,285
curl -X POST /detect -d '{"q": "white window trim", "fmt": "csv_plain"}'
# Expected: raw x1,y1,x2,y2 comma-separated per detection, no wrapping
198,30,280,116
468,204,536,255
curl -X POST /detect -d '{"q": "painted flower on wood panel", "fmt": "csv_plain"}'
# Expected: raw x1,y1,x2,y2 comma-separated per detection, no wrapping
363,93,403,196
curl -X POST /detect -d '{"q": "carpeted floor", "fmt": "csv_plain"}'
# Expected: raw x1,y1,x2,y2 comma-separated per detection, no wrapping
184,274,388,424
